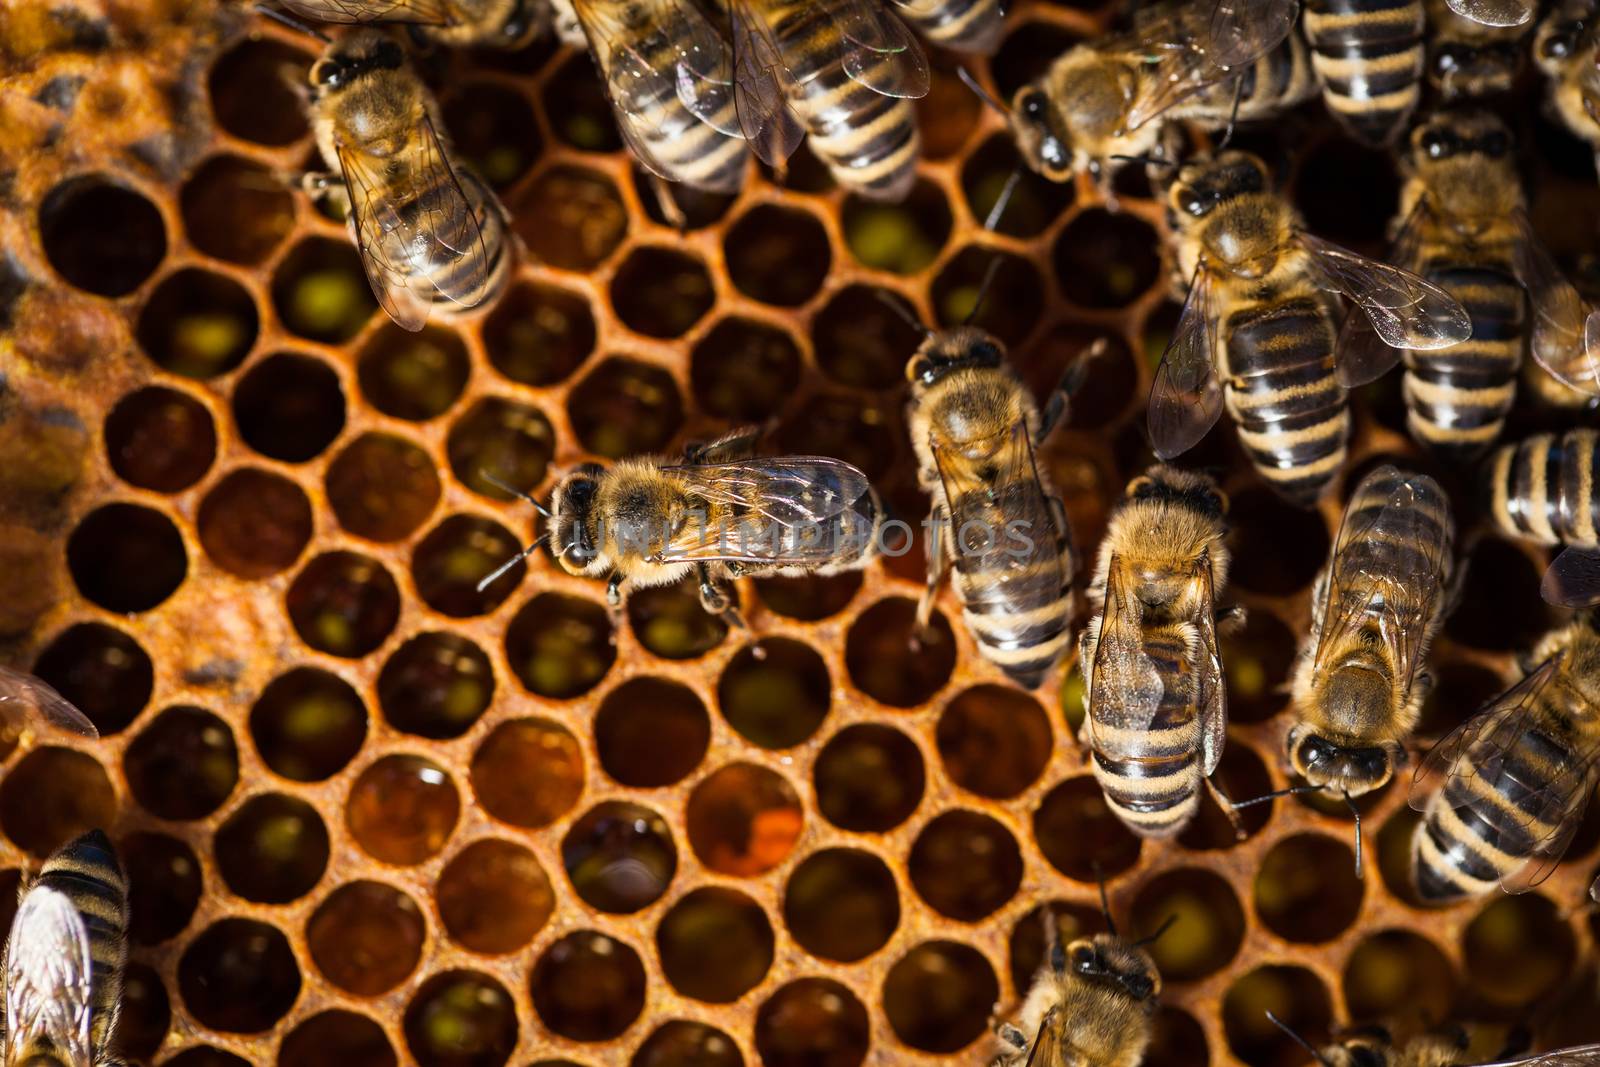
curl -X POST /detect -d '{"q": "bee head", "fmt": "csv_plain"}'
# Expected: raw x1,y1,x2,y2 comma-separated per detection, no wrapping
1286,720,1400,795
906,327,1005,388
1060,935,1161,1004
549,463,606,574
309,29,407,94
1323,1034,1393,1067
1008,84,1074,182
1429,40,1520,95
1168,151,1269,221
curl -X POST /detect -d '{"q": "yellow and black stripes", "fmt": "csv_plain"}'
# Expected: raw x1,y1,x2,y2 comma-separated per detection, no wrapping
1485,428,1600,549
952,523,1075,689
1182,29,1320,126
1403,258,1522,455
1303,0,1426,145
36,829,129,1051
888,0,1003,54
418,170,511,319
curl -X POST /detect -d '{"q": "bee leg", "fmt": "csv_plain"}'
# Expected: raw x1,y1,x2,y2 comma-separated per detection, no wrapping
916,508,952,639
1204,775,1247,841
696,563,744,628
1216,603,1248,634
684,425,764,465
1036,338,1109,444
649,174,689,233
998,1023,1028,1050
1216,73,1246,151
605,571,626,618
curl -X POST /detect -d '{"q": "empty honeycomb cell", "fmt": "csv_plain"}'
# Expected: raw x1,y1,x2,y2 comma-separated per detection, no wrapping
1019,327,1135,430
168,1048,250,1067
882,940,998,1054
279,1010,397,1067
530,930,648,1042
208,37,312,145
32,621,153,735
1228,489,1331,595
136,267,259,378
788,392,906,482
1130,868,1247,981
470,717,584,828
1445,539,1552,652
635,175,739,231
916,68,983,160
718,639,830,749
627,583,728,660
178,918,302,1032
754,572,862,621
1254,834,1364,943
931,247,1043,344
845,598,955,707
403,970,518,1067
724,205,833,307
562,800,677,914
68,502,185,612
541,53,622,152
347,753,460,865
122,830,202,945
812,285,924,389
754,978,870,1067
271,238,378,344
1054,211,1162,310
960,134,1075,238
307,880,427,996
784,848,900,963
687,763,804,877
1222,965,1333,1067
286,550,401,658
197,467,314,578
657,887,775,1002
690,317,803,421
594,678,709,788
567,357,683,458
909,810,1023,922
447,397,555,500
104,385,217,493
1375,806,1430,908
1147,1008,1210,1067
512,166,628,270
120,962,171,1061
1007,902,1108,991
814,723,925,833
442,82,540,190
436,838,554,955
250,667,368,782
1418,662,1504,739
213,792,330,904
1178,742,1274,849
378,632,493,740
1463,894,1575,1011
841,181,952,276
1343,929,1456,1030
358,325,471,421
1219,611,1297,724
39,174,166,296
504,593,614,698
326,433,441,543
180,155,296,265
989,22,1083,96
233,352,346,463
411,516,525,617
936,684,1052,800
1293,138,1400,250
633,1021,743,1067
124,705,238,820
482,280,597,386
1033,776,1142,881
610,247,715,339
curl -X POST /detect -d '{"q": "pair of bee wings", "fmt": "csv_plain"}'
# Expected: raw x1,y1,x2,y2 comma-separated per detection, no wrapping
1542,545,1600,608
728,0,929,167
3,886,94,1067
1408,651,1600,893
0,667,96,742
654,457,875,565
1147,234,1472,460
1443,0,1534,28
1087,554,1226,774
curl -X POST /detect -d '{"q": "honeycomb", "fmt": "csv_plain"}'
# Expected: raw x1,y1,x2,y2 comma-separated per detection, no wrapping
6,0,1600,1064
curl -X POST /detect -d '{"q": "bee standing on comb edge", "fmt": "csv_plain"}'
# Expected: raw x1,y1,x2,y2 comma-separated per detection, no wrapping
260,0,548,49
479,426,885,627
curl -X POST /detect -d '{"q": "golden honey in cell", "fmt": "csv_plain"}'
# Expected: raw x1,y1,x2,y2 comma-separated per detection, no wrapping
269,0,548,48
1148,151,1470,504
1302,0,1425,146
1079,466,1237,839
1485,429,1600,606
1426,0,1527,99
886,0,1004,54
301,28,511,331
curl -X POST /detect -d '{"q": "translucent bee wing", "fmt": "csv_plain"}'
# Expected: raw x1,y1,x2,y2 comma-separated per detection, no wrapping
1206,0,1298,71
1335,199,1428,387
1512,210,1600,397
1193,558,1227,776
1542,545,1600,607
1087,558,1166,745
1445,0,1533,27
1478,1044,1600,1067
0,666,97,740
4,886,93,1067
664,0,742,135
1148,264,1225,460
832,0,930,98
729,0,806,165
1299,231,1473,351
274,0,456,24
1592,874,1600,904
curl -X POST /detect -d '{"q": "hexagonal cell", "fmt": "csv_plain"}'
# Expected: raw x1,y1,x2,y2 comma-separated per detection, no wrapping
447,397,555,500
197,468,313,579
286,550,401,657
168,1049,250,1067
1228,489,1330,595
411,515,525,617
883,941,997,1054
1034,775,1142,881
233,352,346,463
41,175,166,296
208,37,313,145
104,385,216,492
753,572,862,621
725,205,832,306
595,678,710,788
567,357,683,458
119,962,171,1061
1222,965,1333,1067
214,793,329,904
937,685,1052,799
1418,661,1505,740
909,810,1022,922
0,749,115,857
1007,902,1108,991
250,667,368,782
778,391,900,483
1255,833,1363,943
628,582,728,660
785,848,899,962
404,971,518,1067
845,598,954,707
137,267,258,378
1131,867,1247,981
541,52,622,151
326,432,441,542
687,763,803,877
279,1011,397,1067
611,247,715,338
842,180,951,275
482,280,596,385
378,632,493,740
658,887,774,1002
443,81,540,190
32,621,153,736
471,717,585,828
563,800,677,914
1016,326,1136,430
437,838,554,955
931,246,1043,345
757,138,835,194
181,155,296,265
511,166,628,270
307,880,426,996
632,1021,742,1067
1446,538,1552,652
1147,1008,1210,1067
1463,894,1575,1010
1053,210,1162,309
1343,929,1456,1030
531,931,647,1042
123,830,202,945
814,723,925,832
179,918,301,1032
1219,610,1297,724
961,134,1075,238
916,67,984,159
718,638,830,748
271,237,378,344
690,317,803,422
358,324,470,420
346,754,460,865
813,285,924,389
505,593,614,698
755,979,869,1067
124,706,238,820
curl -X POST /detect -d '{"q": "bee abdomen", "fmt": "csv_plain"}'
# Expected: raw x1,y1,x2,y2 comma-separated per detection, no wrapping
1485,428,1600,547
954,556,1072,688
37,829,129,1050
1403,264,1521,454
888,0,1003,53
413,172,510,317
1186,32,1319,124
616,24,748,193
1304,0,1425,145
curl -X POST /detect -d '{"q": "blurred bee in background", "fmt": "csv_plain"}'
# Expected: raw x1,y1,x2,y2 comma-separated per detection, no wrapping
1485,429,1600,606
886,0,1005,54
1078,466,1243,839
1302,0,1425,146
1265,1011,1600,1067
1148,151,1470,504
1536,0,1600,166
481,426,885,627
4,830,130,1067
728,0,929,200
1426,0,1527,99
0,665,96,742
266,0,548,49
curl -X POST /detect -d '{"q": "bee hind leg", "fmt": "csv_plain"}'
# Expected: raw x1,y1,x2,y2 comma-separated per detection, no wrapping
1035,338,1109,444
915,508,952,642
1216,603,1247,634
697,564,745,629
1204,775,1247,842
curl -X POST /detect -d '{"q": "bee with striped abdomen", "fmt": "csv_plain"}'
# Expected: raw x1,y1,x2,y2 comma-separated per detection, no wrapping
1426,0,1527,100
1149,151,1471,504
1302,0,1425,146
1409,613,1600,904
727,0,929,200
1484,429,1600,605
886,0,1004,54
299,28,511,331
4,830,130,1067
1078,466,1242,839
265,0,548,48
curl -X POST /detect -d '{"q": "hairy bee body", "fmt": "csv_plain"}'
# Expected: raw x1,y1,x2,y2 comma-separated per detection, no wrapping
888,0,1003,53
1426,0,1526,99
1079,467,1231,838
1303,0,1426,145
991,933,1161,1067
1535,0,1600,152
1485,429,1600,550
275,0,547,49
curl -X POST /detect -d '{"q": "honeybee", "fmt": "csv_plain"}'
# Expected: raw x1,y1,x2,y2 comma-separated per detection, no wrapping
483,427,885,625
728,0,929,200
1426,0,1527,99
299,28,512,331
1148,151,1471,504
887,0,1005,54
1302,0,1425,146
0,666,96,742
1079,466,1241,838
266,0,548,48
568,0,749,195
1269,1012,1600,1067
4,830,130,1067
1485,429,1600,606
1004,0,1313,185
1536,0,1600,164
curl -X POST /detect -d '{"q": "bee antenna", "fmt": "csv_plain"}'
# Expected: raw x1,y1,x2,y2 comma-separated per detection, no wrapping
965,253,1006,327
1229,783,1323,810
1109,153,1176,172
873,289,932,338
1131,913,1178,949
480,470,551,517
1342,789,1364,881
956,66,1009,116
475,535,548,593
254,4,333,42
1091,862,1119,939
983,166,1024,234
1265,1012,1334,1067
